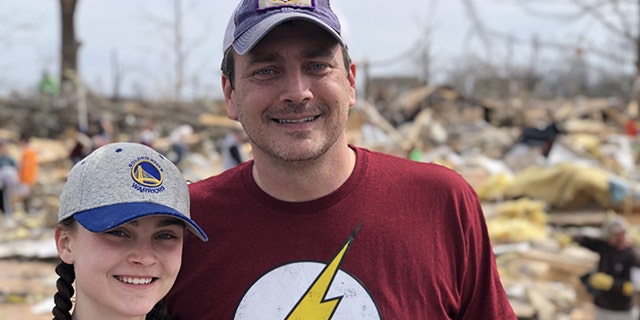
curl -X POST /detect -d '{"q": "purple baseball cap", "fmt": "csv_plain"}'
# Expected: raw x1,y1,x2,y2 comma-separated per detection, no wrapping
223,0,345,55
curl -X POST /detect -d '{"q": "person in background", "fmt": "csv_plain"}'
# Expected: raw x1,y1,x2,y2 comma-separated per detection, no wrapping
90,114,113,149
38,70,60,97
52,142,208,320
168,124,193,167
165,0,515,318
69,128,93,165
0,140,18,214
16,133,38,213
220,126,250,170
139,120,158,148
573,214,640,320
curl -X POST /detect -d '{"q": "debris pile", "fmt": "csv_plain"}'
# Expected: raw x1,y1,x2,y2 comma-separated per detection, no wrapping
2,85,640,318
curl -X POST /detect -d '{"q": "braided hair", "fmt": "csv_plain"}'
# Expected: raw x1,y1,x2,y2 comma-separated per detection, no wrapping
52,218,171,320
51,261,74,320
147,299,172,320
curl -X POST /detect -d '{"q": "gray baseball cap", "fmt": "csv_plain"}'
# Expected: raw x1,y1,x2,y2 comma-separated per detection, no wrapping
223,0,345,55
58,142,208,241
601,214,628,240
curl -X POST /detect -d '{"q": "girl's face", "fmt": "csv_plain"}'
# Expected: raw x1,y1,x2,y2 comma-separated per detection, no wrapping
55,215,185,320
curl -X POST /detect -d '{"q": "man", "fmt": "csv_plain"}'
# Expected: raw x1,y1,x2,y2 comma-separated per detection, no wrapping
574,214,640,320
166,0,516,318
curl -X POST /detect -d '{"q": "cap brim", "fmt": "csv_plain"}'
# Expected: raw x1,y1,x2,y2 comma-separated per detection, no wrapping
74,202,208,241
232,12,344,55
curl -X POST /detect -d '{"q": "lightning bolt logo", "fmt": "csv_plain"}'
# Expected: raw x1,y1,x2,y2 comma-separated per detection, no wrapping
285,225,361,320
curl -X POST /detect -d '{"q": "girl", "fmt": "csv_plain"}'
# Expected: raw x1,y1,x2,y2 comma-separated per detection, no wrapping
52,142,208,320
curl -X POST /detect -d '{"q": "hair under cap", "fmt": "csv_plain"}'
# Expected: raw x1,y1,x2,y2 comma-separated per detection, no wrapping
601,214,628,240
223,0,344,55
58,142,208,241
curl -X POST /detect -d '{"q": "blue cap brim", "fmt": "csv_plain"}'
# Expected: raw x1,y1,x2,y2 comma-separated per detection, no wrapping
73,202,208,241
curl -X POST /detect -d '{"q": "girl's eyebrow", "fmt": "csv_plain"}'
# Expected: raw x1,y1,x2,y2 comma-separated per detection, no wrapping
123,217,184,228
156,217,185,228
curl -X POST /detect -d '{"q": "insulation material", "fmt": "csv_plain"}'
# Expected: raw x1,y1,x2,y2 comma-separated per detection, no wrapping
478,163,612,210
504,163,611,210
487,198,548,243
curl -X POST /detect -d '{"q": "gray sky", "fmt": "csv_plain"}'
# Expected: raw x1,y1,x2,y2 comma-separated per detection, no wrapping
0,0,621,99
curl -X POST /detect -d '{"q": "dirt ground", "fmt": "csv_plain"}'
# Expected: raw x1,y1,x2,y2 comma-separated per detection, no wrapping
0,259,58,320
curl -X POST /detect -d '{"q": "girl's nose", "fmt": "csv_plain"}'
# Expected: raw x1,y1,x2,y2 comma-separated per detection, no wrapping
128,240,158,266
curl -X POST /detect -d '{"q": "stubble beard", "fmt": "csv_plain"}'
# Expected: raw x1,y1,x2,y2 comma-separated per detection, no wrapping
242,103,344,163
249,129,337,163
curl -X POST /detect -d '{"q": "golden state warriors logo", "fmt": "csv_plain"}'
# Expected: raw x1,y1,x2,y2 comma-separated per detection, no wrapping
130,159,166,193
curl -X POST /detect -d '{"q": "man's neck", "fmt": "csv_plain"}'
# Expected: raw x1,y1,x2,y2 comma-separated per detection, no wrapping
251,143,356,202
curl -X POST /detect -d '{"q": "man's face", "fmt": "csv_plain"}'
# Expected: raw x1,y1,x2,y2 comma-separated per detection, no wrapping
608,230,627,249
223,21,356,163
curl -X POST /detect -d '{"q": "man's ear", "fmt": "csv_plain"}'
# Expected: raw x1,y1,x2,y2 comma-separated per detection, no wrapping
348,63,357,107
222,75,238,121
55,228,75,264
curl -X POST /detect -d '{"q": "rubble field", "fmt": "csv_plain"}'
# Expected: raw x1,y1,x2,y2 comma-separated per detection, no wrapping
3,89,640,318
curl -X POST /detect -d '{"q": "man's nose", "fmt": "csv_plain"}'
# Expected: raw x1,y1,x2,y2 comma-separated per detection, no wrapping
280,70,313,104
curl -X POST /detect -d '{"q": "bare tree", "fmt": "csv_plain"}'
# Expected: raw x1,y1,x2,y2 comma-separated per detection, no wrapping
460,0,494,58
58,0,89,133
496,0,640,115
361,0,436,102
173,0,186,103
459,0,521,99
456,0,638,101
513,0,639,77
111,50,123,101
141,0,213,104
60,0,81,95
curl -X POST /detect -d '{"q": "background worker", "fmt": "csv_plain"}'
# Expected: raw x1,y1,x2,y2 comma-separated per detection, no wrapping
16,133,38,213
0,140,18,214
573,214,640,320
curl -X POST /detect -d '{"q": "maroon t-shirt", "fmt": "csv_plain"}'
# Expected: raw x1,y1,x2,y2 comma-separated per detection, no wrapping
166,146,516,319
